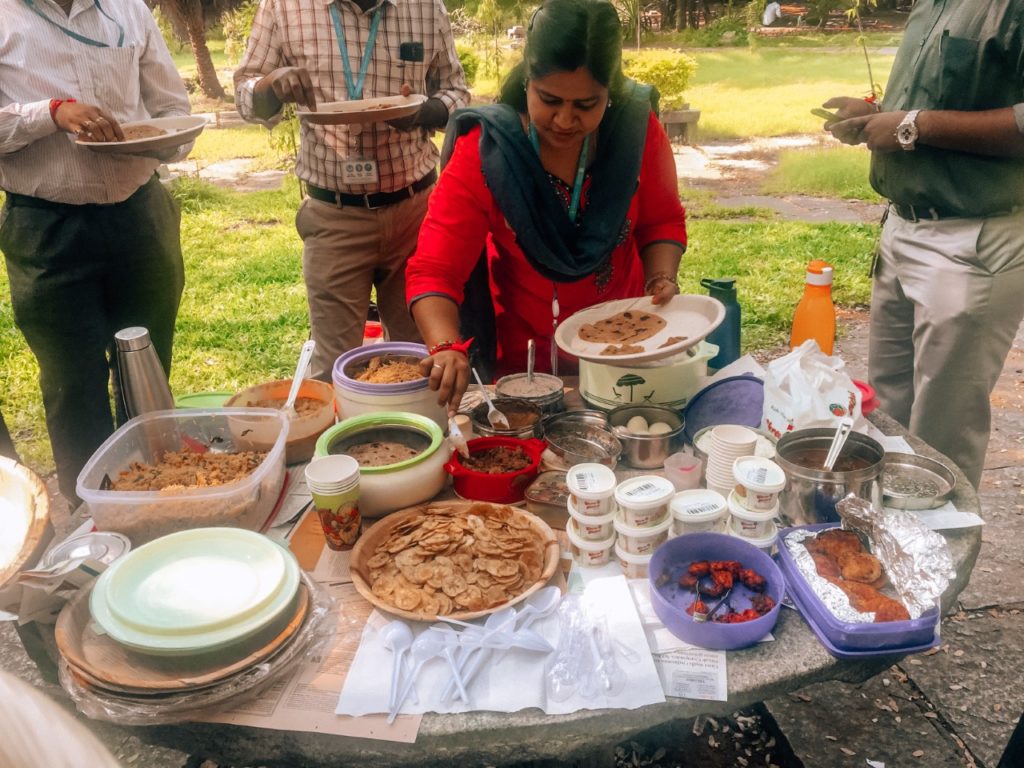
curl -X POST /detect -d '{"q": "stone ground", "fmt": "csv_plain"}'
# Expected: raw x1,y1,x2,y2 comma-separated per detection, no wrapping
3,129,1022,768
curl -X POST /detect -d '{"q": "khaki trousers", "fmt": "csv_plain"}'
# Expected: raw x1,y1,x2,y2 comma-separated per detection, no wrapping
869,207,1024,488
296,188,429,380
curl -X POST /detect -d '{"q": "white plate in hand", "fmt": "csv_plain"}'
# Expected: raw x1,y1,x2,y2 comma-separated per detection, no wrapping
76,115,206,155
297,94,426,125
554,294,725,365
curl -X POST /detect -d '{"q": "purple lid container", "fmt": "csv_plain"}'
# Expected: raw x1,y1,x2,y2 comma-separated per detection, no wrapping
776,522,939,652
333,342,431,395
648,532,785,651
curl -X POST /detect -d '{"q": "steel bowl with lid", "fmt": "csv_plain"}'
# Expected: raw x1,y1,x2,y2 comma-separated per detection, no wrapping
495,372,565,416
470,397,544,439
542,414,621,469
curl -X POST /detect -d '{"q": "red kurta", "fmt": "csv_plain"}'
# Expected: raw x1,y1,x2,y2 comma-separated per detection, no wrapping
406,112,686,377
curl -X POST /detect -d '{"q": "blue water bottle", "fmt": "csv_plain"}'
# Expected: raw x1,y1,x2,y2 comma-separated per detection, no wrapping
701,277,741,370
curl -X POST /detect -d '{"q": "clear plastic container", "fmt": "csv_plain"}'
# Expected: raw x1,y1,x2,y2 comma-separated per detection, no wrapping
76,408,289,546
524,470,570,530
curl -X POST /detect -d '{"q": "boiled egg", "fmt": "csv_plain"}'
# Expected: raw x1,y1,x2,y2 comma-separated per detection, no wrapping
648,422,673,435
626,415,649,435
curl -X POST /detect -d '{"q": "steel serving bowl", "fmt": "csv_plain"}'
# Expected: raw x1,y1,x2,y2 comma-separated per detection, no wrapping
607,404,685,469
542,416,621,469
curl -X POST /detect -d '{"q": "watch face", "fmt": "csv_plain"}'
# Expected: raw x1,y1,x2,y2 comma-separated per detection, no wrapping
897,122,918,147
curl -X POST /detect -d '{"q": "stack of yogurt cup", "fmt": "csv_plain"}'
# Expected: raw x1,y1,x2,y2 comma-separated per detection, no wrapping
726,455,787,553
611,475,675,578
565,463,618,567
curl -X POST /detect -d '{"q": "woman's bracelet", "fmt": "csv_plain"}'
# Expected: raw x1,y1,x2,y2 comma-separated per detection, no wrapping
428,337,474,356
644,272,678,294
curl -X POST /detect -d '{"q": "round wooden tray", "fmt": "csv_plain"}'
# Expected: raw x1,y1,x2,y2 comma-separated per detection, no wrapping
350,500,560,622
55,577,310,693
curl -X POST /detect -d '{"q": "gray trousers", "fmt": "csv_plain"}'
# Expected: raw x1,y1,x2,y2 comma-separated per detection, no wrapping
869,207,1024,488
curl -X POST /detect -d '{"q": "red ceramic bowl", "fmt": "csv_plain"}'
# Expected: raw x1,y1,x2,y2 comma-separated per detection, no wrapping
445,437,546,504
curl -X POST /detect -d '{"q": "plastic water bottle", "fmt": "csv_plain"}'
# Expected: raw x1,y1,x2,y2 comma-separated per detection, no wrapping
790,260,836,355
362,301,385,346
701,277,741,369
115,327,174,418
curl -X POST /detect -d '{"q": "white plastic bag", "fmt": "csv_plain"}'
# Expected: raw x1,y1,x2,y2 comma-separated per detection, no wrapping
761,340,862,438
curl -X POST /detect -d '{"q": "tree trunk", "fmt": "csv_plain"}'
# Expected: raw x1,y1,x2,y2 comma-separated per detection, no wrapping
183,10,225,99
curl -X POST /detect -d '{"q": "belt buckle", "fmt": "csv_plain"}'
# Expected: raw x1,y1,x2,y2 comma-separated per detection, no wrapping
363,193,383,211
904,204,919,223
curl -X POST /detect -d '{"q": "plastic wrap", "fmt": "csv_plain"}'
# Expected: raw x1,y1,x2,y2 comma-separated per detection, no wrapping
59,573,335,724
837,495,955,618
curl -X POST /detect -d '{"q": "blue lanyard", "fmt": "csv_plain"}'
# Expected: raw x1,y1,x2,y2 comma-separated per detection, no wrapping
329,2,384,101
529,123,589,223
23,0,125,48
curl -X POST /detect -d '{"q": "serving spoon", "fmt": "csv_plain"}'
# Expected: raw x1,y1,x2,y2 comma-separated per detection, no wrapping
822,416,855,472
282,340,316,418
471,367,510,430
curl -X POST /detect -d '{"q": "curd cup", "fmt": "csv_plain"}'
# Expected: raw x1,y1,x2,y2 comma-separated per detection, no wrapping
615,539,653,579
727,489,779,538
670,488,728,535
613,511,672,555
613,475,674,527
727,519,778,555
566,520,616,566
566,495,615,540
732,456,786,512
565,462,617,516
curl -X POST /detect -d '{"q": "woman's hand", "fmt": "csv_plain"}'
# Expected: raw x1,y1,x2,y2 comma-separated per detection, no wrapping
419,349,470,417
646,274,679,306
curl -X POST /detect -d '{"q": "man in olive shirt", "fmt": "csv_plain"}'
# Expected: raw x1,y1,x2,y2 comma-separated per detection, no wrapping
823,0,1024,489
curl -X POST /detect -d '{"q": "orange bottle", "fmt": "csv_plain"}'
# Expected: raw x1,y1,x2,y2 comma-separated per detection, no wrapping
790,260,836,355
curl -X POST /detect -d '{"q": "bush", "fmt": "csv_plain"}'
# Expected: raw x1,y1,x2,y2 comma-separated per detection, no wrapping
622,49,697,110
457,44,481,87
222,0,260,66
152,7,183,54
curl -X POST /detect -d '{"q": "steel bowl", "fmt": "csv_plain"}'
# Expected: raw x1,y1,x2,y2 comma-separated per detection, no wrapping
470,397,544,439
607,404,685,469
881,453,956,510
542,417,621,469
775,428,885,527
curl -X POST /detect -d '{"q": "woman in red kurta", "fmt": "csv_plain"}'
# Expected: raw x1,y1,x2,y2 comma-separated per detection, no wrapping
405,0,687,414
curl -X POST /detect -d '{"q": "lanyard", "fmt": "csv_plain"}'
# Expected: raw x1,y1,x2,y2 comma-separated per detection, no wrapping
529,123,589,223
23,0,125,48
329,2,384,101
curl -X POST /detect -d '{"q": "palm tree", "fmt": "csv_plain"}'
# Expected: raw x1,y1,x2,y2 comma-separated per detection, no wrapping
153,0,226,100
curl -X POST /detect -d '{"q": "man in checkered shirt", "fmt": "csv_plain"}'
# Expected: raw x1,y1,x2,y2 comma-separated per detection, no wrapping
235,0,469,379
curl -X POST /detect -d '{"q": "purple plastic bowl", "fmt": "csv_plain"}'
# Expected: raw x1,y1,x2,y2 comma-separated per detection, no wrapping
776,523,939,651
333,342,430,395
648,532,785,651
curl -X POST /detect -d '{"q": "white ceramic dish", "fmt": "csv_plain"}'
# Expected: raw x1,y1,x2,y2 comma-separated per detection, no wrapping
76,115,206,155
297,94,427,125
554,295,725,365
90,528,300,655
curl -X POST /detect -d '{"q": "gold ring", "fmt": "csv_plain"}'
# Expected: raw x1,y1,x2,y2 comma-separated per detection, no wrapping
433,364,443,370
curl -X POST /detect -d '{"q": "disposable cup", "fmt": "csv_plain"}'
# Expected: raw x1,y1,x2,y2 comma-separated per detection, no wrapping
663,451,703,491
305,455,361,551
711,424,758,452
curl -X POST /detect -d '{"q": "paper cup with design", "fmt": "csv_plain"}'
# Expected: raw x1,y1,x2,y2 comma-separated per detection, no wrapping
305,455,362,551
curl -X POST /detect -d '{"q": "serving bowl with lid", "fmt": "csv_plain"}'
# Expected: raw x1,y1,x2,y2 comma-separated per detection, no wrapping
444,436,546,504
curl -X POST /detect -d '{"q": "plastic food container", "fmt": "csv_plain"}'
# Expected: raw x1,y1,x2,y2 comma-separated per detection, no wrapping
670,488,728,535
776,523,940,655
226,378,336,464
566,520,616,566
495,372,565,416
613,475,675,527
565,462,617,515
732,456,786,512
612,511,672,555
566,495,615,540
76,409,288,546
524,471,570,529
727,490,779,537
615,539,653,580
332,342,446,429
727,519,778,555
315,412,449,519
444,437,546,504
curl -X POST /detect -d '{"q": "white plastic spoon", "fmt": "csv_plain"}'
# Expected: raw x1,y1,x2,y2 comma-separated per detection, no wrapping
380,620,413,714
388,629,448,723
427,624,471,703
282,339,316,417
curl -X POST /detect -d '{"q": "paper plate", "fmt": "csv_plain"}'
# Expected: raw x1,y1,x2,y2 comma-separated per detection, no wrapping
554,295,725,365
90,528,300,655
76,115,206,155
297,94,427,125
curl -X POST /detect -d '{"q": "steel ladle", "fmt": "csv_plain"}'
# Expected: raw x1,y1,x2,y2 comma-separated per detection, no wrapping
822,416,855,471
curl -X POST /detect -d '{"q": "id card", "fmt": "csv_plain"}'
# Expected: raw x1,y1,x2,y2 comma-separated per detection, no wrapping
342,159,379,185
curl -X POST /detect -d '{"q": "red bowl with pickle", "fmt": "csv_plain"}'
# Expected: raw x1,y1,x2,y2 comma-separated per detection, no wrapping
648,532,785,650
445,437,547,504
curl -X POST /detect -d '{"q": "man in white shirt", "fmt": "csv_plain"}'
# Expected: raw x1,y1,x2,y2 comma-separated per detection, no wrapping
235,0,469,379
0,0,190,503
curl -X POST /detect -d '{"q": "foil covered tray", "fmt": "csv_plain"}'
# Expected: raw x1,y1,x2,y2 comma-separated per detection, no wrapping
882,453,956,510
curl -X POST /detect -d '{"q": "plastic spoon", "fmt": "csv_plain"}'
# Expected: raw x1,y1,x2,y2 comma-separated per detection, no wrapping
440,608,516,704
527,339,535,384
448,416,470,459
471,367,510,430
426,624,471,703
282,339,316,417
380,620,413,714
822,416,855,471
389,630,447,723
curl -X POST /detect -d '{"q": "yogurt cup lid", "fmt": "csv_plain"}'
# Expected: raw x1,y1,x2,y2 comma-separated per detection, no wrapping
614,538,654,564
566,462,617,498
566,494,617,525
670,489,728,521
728,519,778,546
727,489,780,519
732,456,786,493
566,519,616,550
613,510,673,538
613,475,675,509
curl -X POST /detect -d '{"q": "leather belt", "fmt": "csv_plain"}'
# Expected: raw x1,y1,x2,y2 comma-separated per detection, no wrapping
306,169,437,209
889,202,966,222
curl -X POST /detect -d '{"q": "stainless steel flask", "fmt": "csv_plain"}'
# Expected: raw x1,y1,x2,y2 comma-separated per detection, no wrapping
114,327,174,418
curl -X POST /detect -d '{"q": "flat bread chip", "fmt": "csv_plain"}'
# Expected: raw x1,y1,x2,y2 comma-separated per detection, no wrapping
578,309,666,344
600,343,646,356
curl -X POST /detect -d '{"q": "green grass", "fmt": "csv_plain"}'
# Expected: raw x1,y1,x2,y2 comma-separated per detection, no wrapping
762,146,883,200
186,124,292,171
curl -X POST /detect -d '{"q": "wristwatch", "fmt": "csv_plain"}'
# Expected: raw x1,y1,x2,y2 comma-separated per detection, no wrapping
895,109,921,151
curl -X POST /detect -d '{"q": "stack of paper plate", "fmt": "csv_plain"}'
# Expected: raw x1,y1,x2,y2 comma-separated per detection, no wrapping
55,528,317,711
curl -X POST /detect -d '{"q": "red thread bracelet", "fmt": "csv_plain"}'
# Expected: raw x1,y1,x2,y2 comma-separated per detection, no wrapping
49,98,75,125
428,337,474,356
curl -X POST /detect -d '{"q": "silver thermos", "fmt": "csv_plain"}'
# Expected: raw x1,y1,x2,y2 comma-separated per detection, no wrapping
115,327,174,418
